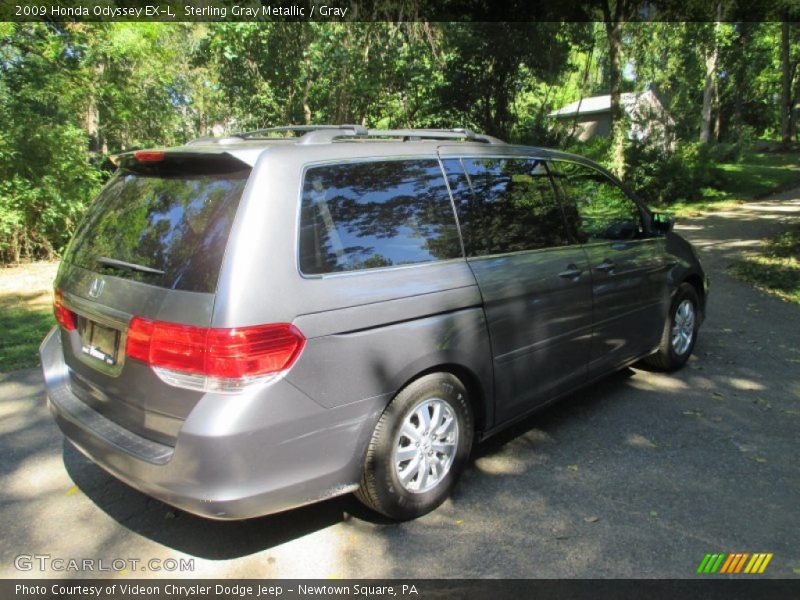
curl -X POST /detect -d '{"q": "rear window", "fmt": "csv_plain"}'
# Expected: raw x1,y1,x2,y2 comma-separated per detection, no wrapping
298,159,462,275
64,164,249,293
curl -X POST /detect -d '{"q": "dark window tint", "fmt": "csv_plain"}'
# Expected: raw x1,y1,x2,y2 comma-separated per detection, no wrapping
299,160,461,274
442,157,569,256
552,161,644,243
64,168,249,293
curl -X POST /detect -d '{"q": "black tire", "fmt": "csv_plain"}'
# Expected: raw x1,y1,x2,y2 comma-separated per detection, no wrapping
643,282,700,371
355,372,474,520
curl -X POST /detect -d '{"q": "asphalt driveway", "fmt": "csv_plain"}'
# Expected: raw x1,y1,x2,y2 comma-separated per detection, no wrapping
1,192,798,579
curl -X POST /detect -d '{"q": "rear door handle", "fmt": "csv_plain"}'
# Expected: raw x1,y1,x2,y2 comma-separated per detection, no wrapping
558,265,583,279
595,260,615,273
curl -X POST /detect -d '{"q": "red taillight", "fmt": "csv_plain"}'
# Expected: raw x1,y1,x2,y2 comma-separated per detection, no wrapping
125,317,305,389
125,317,154,363
206,326,307,378
133,149,165,162
53,289,76,331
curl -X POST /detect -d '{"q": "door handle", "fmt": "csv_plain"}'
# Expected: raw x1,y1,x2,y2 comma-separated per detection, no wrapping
558,265,583,279
595,260,615,273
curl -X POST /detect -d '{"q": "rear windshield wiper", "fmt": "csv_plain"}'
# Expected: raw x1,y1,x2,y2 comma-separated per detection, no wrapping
96,256,165,275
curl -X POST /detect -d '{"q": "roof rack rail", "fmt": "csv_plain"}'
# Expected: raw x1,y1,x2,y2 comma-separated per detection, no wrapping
239,124,367,139
297,127,505,145
185,135,248,146
186,125,505,146
184,125,358,145
372,128,504,144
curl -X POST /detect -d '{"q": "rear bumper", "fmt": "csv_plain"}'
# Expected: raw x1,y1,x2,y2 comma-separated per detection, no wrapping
40,327,385,520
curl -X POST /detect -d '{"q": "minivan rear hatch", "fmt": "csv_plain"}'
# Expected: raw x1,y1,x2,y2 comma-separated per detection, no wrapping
54,151,252,446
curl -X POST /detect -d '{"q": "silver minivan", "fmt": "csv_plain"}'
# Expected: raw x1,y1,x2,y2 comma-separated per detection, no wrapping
41,126,708,521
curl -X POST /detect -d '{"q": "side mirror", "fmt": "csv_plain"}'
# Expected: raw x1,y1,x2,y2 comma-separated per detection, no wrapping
651,212,674,234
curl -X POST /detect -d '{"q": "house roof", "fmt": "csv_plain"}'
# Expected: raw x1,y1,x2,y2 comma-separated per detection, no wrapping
548,91,654,118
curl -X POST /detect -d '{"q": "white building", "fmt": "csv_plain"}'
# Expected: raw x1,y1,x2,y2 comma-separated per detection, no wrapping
549,89,675,147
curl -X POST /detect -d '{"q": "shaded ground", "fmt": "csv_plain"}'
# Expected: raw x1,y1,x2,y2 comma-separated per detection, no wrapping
0,195,798,579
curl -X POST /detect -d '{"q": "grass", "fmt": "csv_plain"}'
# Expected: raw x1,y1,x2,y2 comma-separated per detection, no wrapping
0,262,59,371
663,198,744,219
713,151,800,198
657,149,800,219
729,225,800,305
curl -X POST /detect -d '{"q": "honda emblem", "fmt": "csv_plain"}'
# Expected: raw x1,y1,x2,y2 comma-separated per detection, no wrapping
88,277,105,299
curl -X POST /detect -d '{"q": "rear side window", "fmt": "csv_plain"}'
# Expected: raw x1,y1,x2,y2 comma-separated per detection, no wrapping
64,165,249,293
299,159,462,275
442,157,569,257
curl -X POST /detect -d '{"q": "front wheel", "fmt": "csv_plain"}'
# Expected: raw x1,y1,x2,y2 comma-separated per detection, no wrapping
355,372,474,520
643,282,700,371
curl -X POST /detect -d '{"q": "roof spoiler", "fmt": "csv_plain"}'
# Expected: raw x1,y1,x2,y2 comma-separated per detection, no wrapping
109,150,252,173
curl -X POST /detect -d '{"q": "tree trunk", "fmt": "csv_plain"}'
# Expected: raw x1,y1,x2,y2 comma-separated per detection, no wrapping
335,30,352,124
781,20,792,148
601,0,628,177
606,20,623,134
302,76,312,125
713,76,721,142
570,39,595,140
86,62,104,154
732,22,749,139
10,230,20,265
793,64,800,141
492,69,512,139
700,16,721,143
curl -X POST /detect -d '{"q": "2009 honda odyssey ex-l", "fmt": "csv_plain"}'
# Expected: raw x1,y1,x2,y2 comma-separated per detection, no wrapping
41,125,708,520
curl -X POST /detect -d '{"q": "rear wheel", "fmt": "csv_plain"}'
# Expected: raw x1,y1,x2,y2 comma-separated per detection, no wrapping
355,372,474,520
644,282,700,371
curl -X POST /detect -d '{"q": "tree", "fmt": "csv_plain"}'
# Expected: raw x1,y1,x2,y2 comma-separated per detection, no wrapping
597,0,640,176
0,24,101,261
700,3,723,143
781,20,792,146
3,20,800,263
436,22,572,139
0,23,203,262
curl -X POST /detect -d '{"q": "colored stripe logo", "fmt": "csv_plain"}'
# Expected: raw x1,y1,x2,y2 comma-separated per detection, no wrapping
697,553,773,574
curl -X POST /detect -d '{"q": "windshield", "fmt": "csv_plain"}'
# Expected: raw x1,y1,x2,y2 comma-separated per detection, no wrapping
63,166,250,293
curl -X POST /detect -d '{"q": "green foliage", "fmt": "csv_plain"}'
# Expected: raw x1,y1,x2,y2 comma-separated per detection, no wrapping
200,22,577,138
0,23,210,262
1,21,799,264
703,142,744,164
623,141,719,204
0,24,103,261
564,137,613,166
435,23,573,138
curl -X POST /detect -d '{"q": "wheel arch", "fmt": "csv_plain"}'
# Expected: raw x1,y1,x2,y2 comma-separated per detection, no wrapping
683,273,706,316
392,362,489,439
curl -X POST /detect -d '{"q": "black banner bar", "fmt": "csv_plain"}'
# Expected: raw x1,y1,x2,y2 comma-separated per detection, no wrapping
4,579,800,600
1,0,799,23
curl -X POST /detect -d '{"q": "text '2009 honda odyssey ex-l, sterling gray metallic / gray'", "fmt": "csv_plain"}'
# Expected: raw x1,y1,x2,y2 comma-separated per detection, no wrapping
41,125,708,521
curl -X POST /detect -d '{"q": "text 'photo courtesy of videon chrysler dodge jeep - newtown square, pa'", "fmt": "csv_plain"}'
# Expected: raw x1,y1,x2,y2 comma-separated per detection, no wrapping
41,125,708,522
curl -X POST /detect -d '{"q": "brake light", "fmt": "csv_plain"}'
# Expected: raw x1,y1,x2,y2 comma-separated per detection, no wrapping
53,289,76,331
125,317,305,393
133,150,165,162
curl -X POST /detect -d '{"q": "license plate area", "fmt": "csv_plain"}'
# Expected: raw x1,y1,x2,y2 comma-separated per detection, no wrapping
79,318,121,367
